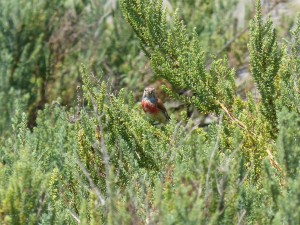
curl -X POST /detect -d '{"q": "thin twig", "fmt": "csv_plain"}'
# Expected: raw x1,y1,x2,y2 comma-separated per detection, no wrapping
215,0,288,57
68,209,80,223
216,27,249,57
218,102,283,175
219,103,247,130
36,192,46,220
75,158,106,206
266,148,282,174
237,209,247,225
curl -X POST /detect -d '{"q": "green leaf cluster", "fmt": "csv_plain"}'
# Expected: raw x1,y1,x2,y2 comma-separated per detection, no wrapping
1,0,300,224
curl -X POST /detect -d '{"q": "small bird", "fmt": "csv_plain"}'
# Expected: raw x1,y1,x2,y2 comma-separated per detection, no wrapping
141,87,170,124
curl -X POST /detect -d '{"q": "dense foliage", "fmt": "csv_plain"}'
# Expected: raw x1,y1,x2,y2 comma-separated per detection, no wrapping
0,0,300,224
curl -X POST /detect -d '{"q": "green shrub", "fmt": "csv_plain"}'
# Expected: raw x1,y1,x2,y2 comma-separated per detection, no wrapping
1,0,300,224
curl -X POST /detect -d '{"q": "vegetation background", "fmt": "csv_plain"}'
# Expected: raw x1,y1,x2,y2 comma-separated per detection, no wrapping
0,0,300,224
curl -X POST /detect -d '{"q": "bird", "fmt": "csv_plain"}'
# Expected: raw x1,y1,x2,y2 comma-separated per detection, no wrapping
141,87,170,124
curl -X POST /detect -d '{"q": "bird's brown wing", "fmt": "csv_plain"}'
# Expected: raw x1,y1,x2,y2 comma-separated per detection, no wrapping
157,98,170,120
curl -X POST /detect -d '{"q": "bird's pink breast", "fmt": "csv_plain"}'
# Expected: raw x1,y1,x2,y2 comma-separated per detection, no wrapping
141,100,159,114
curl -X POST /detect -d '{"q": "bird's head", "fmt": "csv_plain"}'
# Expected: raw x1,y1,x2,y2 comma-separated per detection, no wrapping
143,87,157,102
